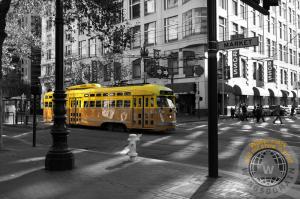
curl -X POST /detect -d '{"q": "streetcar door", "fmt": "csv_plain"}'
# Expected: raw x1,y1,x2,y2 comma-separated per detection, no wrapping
69,98,81,125
143,96,155,128
132,96,143,128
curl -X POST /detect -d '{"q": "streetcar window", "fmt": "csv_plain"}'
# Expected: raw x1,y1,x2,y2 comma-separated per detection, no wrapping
109,93,115,96
45,102,49,107
157,96,175,108
45,96,48,99
138,98,142,107
84,94,89,97
150,98,154,107
117,92,123,96
133,98,137,107
110,100,116,108
96,100,101,107
49,102,53,107
96,93,101,97
90,94,95,97
124,92,131,96
90,101,95,107
124,100,131,107
84,101,88,107
103,100,109,108
145,98,149,107
49,96,53,99
103,93,108,96
116,100,123,107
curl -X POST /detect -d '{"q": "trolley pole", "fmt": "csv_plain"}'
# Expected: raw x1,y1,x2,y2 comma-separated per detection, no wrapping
207,0,218,178
45,0,74,170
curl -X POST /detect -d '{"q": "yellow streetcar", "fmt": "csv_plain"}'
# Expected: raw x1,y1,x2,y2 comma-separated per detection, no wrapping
43,83,176,131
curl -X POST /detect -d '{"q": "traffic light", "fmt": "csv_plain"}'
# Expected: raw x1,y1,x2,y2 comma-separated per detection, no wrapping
263,0,279,11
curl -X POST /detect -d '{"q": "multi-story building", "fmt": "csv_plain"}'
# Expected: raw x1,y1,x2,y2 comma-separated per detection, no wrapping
40,0,300,116
217,0,300,114
20,15,41,88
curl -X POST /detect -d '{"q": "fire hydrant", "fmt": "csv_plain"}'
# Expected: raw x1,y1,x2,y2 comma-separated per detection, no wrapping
127,134,140,161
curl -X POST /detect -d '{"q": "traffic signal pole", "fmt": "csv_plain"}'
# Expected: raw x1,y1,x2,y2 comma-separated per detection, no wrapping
207,0,218,178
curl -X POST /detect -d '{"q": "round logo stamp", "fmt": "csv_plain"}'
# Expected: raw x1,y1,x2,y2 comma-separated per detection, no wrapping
238,138,298,198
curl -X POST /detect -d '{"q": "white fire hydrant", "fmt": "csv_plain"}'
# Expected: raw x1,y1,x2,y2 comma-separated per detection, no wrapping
127,134,141,161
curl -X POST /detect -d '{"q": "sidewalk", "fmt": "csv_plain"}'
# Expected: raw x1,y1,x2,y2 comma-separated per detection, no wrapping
0,135,299,199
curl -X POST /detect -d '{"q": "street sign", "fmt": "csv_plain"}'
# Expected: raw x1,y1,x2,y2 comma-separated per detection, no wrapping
218,37,259,50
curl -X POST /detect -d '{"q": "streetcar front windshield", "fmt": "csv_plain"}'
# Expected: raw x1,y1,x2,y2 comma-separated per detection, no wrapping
157,96,175,108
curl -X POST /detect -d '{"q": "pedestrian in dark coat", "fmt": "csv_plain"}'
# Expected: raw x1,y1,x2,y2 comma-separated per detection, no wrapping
231,107,235,119
273,105,283,124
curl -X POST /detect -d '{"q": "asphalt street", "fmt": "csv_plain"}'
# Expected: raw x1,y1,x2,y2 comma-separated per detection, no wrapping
2,116,300,180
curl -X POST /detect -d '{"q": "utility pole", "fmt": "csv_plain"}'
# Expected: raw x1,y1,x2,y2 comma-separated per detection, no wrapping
45,0,74,170
207,0,218,177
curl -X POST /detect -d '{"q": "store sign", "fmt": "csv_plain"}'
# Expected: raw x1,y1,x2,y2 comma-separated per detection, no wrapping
232,50,240,78
267,60,275,82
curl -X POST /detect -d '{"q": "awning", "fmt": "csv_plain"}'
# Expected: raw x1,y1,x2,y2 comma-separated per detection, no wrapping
217,82,233,93
289,90,297,98
233,85,254,96
268,88,282,97
253,87,269,96
166,83,195,94
281,90,289,98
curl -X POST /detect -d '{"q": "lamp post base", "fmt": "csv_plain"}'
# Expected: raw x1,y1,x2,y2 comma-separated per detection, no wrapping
45,151,74,171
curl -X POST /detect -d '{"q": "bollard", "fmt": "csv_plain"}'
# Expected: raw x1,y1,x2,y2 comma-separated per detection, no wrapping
127,134,141,161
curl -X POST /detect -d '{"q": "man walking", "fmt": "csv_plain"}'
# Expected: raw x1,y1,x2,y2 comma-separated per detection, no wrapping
273,105,283,124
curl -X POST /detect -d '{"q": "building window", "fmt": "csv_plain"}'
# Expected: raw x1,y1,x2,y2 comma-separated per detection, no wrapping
271,41,276,57
280,69,283,84
283,24,287,41
232,0,238,16
271,17,275,35
46,49,52,60
167,52,179,75
183,10,192,37
144,0,155,15
78,21,84,35
65,45,72,56
283,3,287,19
219,17,226,41
290,49,293,64
183,51,195,77
289,28,292,43
165,16,178,42
252,9,256,25
164,0,178,9
89,38,96,57
298,15,300,28
46,34,52,46
267,15,270,33
46,19,52,31
131,25,141,48
114,62,121,81
259,13,263,28
66,33,72,41
144,21,156,45
251,31,256,52
219,0,227,10
284,70,288,85
258,64,263,81
279,44,283,61
279,22,282,39
103,64,111,81
293,50,296,65
231,22,238,37
132,58,141,78
241,59,246,78
240,2,246,19
183,8,207,37
79,40,86,58
253,62,257,80
240,26,246,37
130,0,140,19
284,46,288,63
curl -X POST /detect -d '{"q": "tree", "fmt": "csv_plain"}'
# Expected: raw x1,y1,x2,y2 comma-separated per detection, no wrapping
0,0,131,149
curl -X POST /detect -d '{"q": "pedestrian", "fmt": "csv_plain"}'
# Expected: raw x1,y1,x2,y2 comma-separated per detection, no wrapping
252,106,257,121
242,103,248,121
289,105,296,120
260,105,265,122
256,104,261,123
273,105,283,124
230,107,235,119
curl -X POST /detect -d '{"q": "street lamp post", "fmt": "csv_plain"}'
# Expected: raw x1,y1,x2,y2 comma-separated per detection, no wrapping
45,0,74,170
207,0,218,178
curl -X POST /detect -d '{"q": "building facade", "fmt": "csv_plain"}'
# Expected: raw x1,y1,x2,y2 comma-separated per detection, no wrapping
40,0,300,116
217,0,300,114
